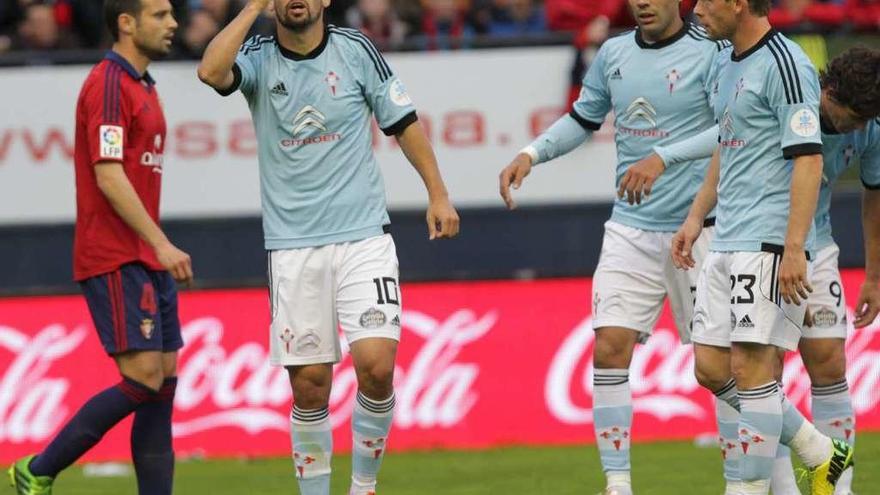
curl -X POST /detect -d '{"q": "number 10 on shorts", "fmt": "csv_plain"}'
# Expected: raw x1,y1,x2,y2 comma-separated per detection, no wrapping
373,277,400,305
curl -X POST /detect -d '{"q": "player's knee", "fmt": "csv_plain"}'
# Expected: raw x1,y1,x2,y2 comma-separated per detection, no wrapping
694,363,728,392
288,365,332,409
125,365,164,392
593,329,636,368
117,353,165,391
356,361,395,398
801,341,847,385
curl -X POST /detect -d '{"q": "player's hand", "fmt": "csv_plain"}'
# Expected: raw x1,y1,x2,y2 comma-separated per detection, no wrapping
585,16,610,44
778,249,812,305
499,153,533,210
671,217,702,270
427,196,460,240
618,153,666,205
155,241,194,286
853,280,880,328
248,0,273,11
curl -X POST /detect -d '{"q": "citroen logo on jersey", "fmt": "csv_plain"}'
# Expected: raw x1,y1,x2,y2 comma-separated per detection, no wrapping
720,108,735,136
281,105,343,148
719,107,747,148
292,106,328,136
623,97,658,128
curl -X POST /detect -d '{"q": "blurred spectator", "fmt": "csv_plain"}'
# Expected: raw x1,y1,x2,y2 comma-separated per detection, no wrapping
10,1,81,51
544,0,629,32
345,0,409,48
770,0,847,28
487,0,547,35
191,0,240,25
846,0,880,29
419,0,474,49
182,8,220,56
327,0,357,26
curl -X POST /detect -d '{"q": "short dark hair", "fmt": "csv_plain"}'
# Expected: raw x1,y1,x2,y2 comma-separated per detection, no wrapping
747,0,771,16
104,0,144,41
821,46,880,120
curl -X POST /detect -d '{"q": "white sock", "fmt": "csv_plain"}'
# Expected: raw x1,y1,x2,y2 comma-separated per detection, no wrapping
724,480,743,495
606,471,631,488
789,421,833,469
769,446,798,494
740,479,771,494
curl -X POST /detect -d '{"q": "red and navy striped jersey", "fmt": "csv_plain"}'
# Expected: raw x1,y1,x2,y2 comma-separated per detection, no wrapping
73,51,167,281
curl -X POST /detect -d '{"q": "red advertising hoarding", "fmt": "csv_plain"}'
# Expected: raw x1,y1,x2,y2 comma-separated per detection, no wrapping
2,272,879,462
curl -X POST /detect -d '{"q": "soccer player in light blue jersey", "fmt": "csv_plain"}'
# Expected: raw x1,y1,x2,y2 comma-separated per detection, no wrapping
669,1,855,493
197,1,460,494
499,1,728,493
629,46,880,495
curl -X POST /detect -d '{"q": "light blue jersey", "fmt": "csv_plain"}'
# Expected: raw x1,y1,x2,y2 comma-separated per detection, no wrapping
220,26,417,250
815,118,880,250
711,30,823,253
570,22,725,232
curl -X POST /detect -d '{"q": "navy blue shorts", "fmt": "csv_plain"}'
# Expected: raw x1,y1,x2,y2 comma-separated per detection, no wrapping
80,263,183,355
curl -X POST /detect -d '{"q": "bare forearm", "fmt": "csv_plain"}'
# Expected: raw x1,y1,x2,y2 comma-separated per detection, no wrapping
97,168,168,249
864,189,880,282
786,154,823,250
197,3,262,88
687,147,720,223
396,121,449,200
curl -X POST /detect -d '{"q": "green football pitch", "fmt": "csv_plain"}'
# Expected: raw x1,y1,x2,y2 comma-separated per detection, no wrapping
20,433,879,494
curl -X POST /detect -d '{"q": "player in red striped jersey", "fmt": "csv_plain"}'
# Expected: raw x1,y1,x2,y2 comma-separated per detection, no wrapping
9,1,188,494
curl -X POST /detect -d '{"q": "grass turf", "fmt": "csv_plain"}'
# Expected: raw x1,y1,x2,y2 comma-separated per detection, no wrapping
17,433,878,494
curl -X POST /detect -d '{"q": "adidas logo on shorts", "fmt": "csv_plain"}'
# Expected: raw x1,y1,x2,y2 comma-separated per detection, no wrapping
738,315,755,328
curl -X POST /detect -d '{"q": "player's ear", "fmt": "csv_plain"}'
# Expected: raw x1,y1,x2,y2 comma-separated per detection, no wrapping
322,0,331,9
118,13,137,38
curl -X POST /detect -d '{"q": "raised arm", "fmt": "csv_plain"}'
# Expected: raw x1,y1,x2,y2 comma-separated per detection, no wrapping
196,0,269,90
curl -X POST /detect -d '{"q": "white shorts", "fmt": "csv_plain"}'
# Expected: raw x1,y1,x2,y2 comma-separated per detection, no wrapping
803,244,847,339
691,249,811,351
592,220,712,344
268,234,401,367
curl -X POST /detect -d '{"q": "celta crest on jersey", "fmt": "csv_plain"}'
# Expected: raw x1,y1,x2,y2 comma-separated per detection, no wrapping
666,69,681,94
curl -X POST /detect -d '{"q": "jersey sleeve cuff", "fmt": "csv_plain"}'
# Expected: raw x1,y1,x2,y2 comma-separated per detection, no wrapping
214,64,243,97
381,111,418,136
568,110,602,132
782,143,822,159
862,178,880,191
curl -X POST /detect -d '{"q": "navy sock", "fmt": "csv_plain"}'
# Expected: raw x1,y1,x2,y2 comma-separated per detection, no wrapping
132,377,177,495
30,377,156,478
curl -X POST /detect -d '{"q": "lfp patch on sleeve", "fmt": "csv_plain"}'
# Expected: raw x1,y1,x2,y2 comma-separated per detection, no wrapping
99,125,124,160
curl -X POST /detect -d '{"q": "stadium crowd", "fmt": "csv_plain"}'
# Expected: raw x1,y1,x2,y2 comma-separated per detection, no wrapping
0,0,877,55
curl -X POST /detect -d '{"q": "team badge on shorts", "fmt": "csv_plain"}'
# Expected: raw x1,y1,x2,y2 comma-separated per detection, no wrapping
140,318,155,339
281,328,295,354
360,308,387,329
811,309,839,328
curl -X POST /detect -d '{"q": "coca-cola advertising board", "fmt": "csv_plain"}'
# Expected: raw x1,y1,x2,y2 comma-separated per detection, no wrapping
2,271,879,462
